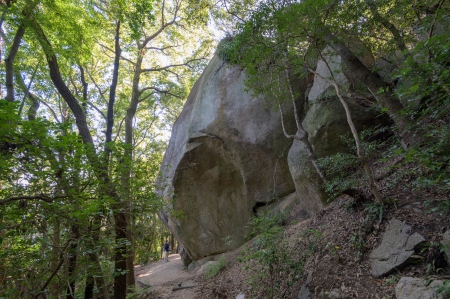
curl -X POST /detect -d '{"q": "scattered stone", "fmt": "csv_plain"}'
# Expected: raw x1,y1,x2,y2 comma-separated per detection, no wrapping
442,230,450,265
369,218,425,277
395,277,448,299
136,280,152,289
172,280,197,292
298,271,313,299
236,294,245,299
413,207,422,213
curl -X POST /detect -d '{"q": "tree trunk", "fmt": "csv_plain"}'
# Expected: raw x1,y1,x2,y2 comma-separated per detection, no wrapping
126,213,135,288
118,50,147,294
4,0,40,102
322,31,421,148
50,221,61,299
113,211,128,299
309,51,383,203
84,219,109,299
66,224,79,299
4,25,25,102
365,0,409,55
169,233,174,254
279,56,327,183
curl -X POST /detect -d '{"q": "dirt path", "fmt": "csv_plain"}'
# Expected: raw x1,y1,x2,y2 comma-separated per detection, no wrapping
135,254,200,298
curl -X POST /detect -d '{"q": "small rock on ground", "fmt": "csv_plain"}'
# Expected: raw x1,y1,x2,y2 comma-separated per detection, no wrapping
395,277,448,299
369,218,425,277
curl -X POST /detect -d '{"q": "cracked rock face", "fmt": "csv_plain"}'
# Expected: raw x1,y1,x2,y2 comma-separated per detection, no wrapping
369,218,425,277
158,55,304,262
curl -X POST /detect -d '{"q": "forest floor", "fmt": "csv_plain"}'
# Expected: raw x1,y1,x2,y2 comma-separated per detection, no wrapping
135,254,198,298
135,189,450,299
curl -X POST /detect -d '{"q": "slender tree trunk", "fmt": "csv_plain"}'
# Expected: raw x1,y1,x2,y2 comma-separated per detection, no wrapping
106,21,121,146
113,211,128,298
50,221,62,299
84,219,109,299
126,212,135,288
278,57,327,183
310,50,383,203
0,222,4,298
84,222,95,299
365,0,409,55
14,66,40,120
94,253,110,299
169,233,174,254
4,0,40,102
66,224,79,299
119,53,144,293
322,31,421,148
5,25,25,102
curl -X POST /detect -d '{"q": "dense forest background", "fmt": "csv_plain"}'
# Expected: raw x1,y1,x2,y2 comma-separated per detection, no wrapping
1,0,449,298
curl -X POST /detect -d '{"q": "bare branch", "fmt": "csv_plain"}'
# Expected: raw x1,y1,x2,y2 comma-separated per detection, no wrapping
278,103,297,139
0,194,68,205
141,0,181,48
99,43,135,66
140,58,203,73
39,99,61,123
85,101,107,120
86,69,107,103
113,116,126,142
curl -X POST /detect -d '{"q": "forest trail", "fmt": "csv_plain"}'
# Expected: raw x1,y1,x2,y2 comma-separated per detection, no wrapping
135,254,199,298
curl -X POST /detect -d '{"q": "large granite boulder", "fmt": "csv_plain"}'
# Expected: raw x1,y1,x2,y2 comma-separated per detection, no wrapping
289,91,389,215
287,43,389,215
308,46,350,105
308,45,374,105
158,55,305,263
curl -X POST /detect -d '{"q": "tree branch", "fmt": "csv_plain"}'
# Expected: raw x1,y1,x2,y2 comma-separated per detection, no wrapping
106,20,121,145
140,58,203,73
28,14,94,145
141,0,180,48
0,194,68,205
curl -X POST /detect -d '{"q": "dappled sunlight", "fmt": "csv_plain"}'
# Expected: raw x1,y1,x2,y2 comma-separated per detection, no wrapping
136,254,189,284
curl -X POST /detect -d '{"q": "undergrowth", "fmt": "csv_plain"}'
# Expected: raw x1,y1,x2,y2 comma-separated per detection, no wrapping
238,212,306,299
204,254,226,279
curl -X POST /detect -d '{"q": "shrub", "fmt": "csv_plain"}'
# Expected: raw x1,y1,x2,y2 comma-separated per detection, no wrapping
204,254,227,279
239,212,305,299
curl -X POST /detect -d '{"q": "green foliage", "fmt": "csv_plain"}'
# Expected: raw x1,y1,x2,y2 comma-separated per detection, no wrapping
318,152,360,198
424,199,450,215
125,285,153,299
437,280,450,297
204,254,226,279
363,201,387,225
384,274,400,285
318,126,391,199
1,0,214,296
239,212,305,299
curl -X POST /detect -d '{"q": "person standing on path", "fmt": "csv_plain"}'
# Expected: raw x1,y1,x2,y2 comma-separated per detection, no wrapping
163,240,170,263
